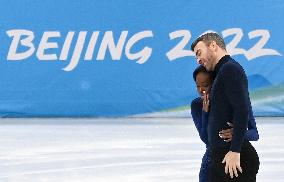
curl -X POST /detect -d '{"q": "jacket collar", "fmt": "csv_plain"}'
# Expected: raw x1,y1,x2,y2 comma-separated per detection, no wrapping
212,55,230,79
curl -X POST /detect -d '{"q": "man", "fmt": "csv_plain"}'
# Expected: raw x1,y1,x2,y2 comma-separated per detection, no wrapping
191,33,259,182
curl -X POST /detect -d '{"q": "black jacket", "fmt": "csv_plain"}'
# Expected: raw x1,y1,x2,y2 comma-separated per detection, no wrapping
208,55,250,152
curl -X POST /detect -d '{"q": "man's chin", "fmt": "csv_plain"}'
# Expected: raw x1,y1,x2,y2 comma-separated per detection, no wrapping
204,66,209,71
205,66,213,71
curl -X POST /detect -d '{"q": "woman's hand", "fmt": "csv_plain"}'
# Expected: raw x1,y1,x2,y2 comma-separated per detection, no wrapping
202,91,210,112
219,122,234,142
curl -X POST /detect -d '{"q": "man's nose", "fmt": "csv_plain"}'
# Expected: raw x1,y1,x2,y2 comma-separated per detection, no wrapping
197,58,203,65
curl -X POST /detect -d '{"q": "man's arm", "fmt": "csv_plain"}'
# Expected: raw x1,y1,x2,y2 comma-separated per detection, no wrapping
222,63,249,152
221,63,250,178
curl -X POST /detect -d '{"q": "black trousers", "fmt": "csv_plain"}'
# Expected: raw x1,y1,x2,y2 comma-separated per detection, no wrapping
208,141,259,182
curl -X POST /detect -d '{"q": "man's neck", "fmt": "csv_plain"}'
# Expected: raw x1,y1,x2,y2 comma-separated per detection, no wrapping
213,51,228,70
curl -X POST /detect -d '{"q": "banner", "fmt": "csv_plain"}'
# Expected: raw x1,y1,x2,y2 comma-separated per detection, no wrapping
0,0,283,117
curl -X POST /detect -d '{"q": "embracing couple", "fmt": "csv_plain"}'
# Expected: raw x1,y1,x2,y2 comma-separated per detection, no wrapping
190,33,260,182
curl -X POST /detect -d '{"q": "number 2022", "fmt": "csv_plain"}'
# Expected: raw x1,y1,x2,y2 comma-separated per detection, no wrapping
166,28,281,61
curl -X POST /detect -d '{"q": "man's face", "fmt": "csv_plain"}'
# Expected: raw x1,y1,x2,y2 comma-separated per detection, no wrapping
193,41,215,71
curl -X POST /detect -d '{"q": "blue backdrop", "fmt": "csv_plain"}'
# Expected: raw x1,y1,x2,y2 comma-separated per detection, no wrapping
0,0,283,117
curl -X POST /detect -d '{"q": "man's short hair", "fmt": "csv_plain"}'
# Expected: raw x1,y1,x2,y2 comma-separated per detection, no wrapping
191,32,226,51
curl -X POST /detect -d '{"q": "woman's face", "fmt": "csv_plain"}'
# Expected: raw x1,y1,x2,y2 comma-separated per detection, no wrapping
195,72,212,98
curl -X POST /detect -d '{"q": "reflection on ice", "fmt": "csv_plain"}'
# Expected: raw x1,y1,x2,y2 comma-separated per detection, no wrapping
0,117,283,182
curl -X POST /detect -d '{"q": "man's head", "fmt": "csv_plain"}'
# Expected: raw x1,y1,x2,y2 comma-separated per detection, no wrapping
191,32,227,71
193,65,212,98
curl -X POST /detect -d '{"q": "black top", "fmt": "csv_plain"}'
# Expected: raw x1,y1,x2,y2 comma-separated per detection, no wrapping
191,97,259,150
208,55,250,152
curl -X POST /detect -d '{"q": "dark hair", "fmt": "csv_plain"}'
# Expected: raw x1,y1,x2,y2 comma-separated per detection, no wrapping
193,65,212,82
191,32,226,51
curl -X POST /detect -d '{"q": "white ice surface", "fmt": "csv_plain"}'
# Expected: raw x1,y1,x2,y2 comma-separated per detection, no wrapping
0,117,283,182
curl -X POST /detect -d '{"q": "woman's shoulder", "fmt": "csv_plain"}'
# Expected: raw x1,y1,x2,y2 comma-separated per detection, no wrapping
191,97,202,109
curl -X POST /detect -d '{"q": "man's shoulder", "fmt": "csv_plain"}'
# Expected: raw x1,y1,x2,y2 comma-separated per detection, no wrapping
221,58,245,76
223,57,243,69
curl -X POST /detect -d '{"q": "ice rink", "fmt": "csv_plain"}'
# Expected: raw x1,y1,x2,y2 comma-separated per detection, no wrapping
0,117,283,182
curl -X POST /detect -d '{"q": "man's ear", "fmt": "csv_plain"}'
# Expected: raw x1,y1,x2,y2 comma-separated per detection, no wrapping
210,41,218,51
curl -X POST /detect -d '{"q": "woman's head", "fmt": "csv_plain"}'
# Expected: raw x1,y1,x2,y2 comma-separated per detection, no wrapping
193,66,212,97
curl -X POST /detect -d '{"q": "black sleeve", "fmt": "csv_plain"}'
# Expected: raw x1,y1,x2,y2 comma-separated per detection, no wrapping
221,64,249,152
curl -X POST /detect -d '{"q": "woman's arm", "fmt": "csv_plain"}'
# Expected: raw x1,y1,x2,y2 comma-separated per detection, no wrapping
191,98,209,144
245,107,259,141
219,107,259,142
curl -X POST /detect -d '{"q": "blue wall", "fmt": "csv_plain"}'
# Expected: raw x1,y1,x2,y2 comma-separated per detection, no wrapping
0,0,283,117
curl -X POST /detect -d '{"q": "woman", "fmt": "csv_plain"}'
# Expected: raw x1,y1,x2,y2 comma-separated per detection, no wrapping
190,66,259,182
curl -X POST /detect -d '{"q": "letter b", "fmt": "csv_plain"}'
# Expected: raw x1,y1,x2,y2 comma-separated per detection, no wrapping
7,29,35,60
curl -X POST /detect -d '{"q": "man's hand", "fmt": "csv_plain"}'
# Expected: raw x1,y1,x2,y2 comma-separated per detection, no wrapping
222,151,242,178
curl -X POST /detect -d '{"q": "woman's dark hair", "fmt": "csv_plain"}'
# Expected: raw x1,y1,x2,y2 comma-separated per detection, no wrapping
193,65,212,82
